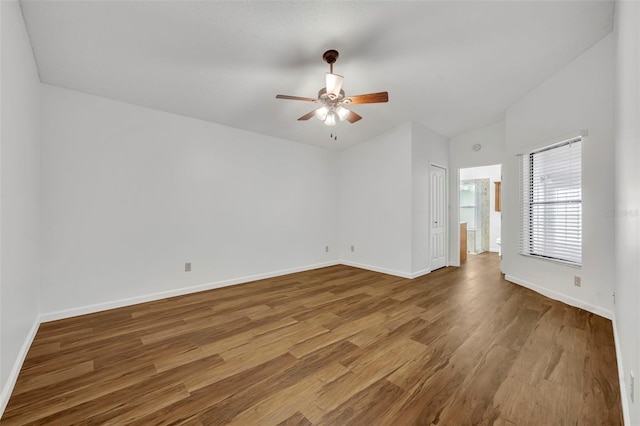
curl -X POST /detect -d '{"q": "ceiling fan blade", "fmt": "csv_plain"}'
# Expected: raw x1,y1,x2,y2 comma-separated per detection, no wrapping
325,73,344,97
276,95,317,102
297,110,317,121
345,110,362,123
347,92,389,104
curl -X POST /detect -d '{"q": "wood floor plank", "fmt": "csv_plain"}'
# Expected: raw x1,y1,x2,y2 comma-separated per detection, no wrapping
0,253,622,425
435,344,519,424
317,378,404,425
225,362,349,426
0,365,159,424
218,321,329,361
127,353,300,426
288,312,386,358
180,339,298,392
197,340,359,425
276,412,313,426
12,360,95,395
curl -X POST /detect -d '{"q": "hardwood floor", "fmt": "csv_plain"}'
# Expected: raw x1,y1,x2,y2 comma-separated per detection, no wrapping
1,253,622,425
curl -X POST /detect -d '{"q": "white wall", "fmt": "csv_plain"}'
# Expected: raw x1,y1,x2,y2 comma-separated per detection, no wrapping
613,1,640,424
339,121,449,278
459,164,501,253
411,122,449,274
40,85,339,316
502,33,615,318
449,121,506,265
339,123,413,276
0,0,41,412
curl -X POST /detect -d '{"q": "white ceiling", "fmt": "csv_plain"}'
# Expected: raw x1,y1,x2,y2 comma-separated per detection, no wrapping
20,1,614,150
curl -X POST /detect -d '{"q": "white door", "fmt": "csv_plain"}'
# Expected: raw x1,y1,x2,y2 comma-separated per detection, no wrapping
430,165,447,270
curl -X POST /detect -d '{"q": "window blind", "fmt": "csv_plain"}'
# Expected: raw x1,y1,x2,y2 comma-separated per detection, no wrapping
518,137,582,266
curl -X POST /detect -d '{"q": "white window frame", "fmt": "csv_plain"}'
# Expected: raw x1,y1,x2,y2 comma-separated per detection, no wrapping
518,136,582,267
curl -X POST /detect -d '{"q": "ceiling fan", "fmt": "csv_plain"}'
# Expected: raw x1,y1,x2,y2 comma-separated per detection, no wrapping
276,50,389,126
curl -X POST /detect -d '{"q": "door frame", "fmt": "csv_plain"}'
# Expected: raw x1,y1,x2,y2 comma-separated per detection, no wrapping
429,162,448,270
456,163,503,267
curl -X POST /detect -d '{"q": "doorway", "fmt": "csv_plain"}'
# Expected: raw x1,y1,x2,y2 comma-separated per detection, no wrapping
459,164,502,259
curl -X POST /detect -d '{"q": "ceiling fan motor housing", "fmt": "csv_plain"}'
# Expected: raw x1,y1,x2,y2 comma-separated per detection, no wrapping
318,87,347,103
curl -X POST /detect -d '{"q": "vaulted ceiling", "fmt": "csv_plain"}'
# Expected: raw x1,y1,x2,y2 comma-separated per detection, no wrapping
20,1,614,149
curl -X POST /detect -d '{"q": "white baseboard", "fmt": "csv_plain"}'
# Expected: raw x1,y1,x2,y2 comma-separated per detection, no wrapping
0,317,40,418
339,260,413,279
34,260,435,324
409,268,431,279
504,274,613,320
40,261,340,323
339,261,433,280
612,315,631,426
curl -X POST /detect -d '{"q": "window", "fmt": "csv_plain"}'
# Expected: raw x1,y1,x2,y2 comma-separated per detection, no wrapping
519,137,582,266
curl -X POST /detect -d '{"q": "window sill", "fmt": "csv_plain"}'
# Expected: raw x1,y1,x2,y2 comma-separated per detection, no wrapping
518,253,582,269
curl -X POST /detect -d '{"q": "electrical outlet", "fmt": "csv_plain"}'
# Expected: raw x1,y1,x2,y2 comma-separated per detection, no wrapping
574,276,581,287
350,245,355,252
185,262,191,272
631,371,635,402
325,245,329,253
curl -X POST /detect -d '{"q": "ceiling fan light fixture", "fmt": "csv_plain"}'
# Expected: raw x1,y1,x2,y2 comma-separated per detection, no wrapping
335,106,350,121
325,73,344,98
315,106,329,121
324,111,337,126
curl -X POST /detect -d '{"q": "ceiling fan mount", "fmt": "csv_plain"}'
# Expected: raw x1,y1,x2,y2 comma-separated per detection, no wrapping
322,49,339,71
276,49,388,128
